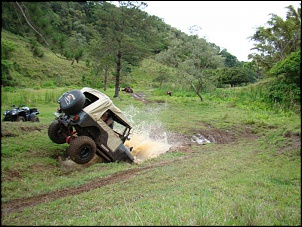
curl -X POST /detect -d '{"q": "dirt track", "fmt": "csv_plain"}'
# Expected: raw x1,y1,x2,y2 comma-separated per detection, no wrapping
1,158,187,215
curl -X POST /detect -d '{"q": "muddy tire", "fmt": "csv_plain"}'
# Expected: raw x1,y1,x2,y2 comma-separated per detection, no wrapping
48,120,68,144
16,116,25,122
68,136,96,164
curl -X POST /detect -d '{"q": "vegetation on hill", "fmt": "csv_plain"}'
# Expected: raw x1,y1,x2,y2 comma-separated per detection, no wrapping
1,2,300,107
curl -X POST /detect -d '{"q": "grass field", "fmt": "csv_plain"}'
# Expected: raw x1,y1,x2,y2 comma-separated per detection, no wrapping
1,87,300,226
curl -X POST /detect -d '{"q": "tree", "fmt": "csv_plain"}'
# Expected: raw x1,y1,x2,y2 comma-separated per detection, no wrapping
220,48,241,67
92,1,152,98
63,32,87,64
88,35,116,90
268,50,301,88
217,67,256,87
248,4,301,70
156,36,224,101
152,66,170,87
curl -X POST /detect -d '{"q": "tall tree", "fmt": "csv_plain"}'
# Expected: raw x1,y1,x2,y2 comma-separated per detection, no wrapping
88,34,116,91
156,36,224,101
92,1,152,98
248,4,301,70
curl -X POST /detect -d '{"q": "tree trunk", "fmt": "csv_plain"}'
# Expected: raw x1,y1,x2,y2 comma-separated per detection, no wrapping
196,92,203,102
181,72,203,102
114,50,122,98
190,81,203,102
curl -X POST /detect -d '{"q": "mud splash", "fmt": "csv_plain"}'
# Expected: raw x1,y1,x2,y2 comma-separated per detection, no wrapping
125,133,171,162
123,104,174,163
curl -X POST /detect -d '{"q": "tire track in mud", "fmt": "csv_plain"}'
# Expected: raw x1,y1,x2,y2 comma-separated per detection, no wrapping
1,158,187,215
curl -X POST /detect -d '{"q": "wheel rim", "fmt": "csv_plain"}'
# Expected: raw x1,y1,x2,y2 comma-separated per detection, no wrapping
57,127,69,140
80,146,91,159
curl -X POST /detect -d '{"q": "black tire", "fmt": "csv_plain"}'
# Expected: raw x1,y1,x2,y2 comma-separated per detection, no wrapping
16,116,25,122
68,136,96,164
59,90,86,115
48,120,68,144
30,115,40,122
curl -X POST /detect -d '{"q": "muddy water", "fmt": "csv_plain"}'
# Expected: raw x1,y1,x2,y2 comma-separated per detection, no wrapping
122,104,173,163
125,133,172,161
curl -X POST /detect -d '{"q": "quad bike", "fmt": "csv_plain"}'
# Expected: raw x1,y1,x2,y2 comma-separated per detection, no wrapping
48,87,134,164
3,104,40,122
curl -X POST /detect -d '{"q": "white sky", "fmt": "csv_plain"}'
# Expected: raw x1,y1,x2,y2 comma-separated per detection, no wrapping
143,1,301,62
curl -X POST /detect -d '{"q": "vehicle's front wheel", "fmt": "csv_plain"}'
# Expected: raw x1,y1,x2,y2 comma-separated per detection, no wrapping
48,120,69,144
68,136,96,164
16,116,25,122
30,115,40,122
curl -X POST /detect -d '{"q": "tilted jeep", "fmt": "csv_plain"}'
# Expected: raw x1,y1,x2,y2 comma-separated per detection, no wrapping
48,87,134,164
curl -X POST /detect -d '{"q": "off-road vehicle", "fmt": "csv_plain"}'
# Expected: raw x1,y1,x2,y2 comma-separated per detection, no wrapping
48,87,134,164
3,104,40,122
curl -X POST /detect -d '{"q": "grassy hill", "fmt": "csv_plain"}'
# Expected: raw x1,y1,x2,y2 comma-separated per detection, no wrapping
2,29,175,92
2,30,93,88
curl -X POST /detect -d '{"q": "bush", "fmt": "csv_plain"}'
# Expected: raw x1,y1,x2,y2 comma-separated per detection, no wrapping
268,50,301,88
268,82,300,104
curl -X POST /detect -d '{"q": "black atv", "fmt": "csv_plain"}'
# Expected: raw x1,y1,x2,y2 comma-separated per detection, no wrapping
2,104,40,122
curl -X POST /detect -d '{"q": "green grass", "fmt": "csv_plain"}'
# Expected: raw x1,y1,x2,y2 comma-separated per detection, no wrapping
2,139,300,225
1,87,300,226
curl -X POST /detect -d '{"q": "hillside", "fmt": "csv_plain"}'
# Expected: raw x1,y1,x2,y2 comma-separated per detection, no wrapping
2,29,173,92
2,30,91,88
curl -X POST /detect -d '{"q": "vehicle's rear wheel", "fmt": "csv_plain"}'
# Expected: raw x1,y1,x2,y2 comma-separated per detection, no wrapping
68,136,96,164
48,120,69,144
16,116,25,122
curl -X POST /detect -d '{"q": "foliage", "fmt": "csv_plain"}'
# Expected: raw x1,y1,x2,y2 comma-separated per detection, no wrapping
1,39,16,59
29,38,44,58
268,50,301,88
248,4,301,70
1,39,17,86
155,36,225,101
209,81,301,113
1,1,300,111
87,1,160,97
219,48,241,67
63,32,87,63
267,81,300,107
217,67,257,87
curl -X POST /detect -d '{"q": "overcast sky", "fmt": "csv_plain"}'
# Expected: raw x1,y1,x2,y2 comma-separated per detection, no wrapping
143,1,301,62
